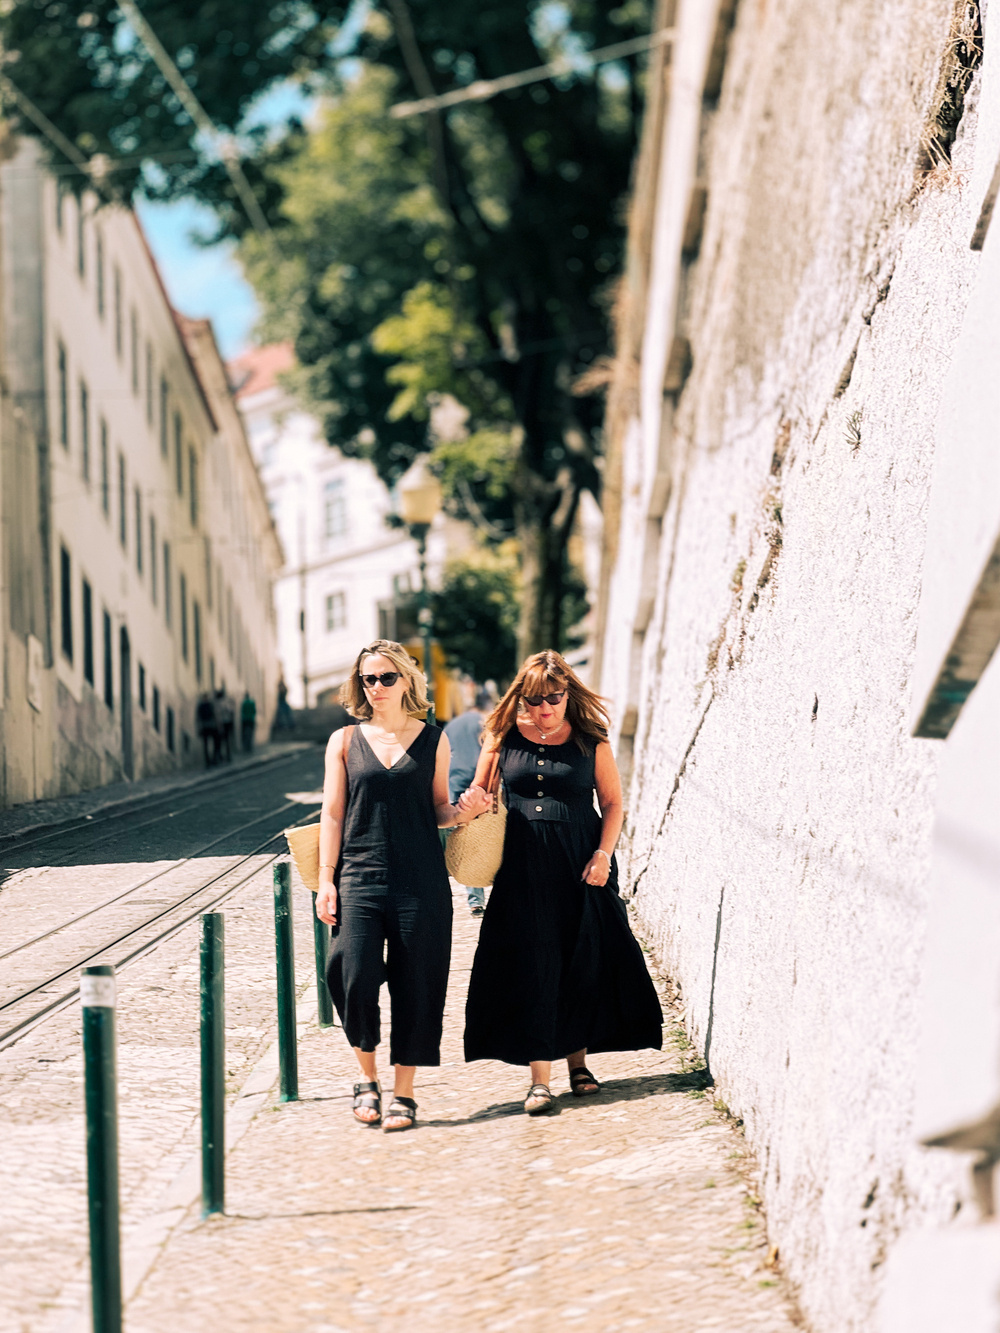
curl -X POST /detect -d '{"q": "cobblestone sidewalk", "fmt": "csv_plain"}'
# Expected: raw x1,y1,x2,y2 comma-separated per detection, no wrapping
120,887,803,1333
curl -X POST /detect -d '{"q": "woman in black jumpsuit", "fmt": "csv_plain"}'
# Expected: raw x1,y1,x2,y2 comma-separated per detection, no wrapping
315,640,490,1131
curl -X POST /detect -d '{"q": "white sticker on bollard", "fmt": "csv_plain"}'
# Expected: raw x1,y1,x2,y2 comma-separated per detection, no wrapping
80,975,116,1007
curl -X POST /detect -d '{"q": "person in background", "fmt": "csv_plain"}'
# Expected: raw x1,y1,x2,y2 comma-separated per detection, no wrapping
444,687,493,915
240,690,257,752
215,687,235,763
195,692,219,767
274,675,295,731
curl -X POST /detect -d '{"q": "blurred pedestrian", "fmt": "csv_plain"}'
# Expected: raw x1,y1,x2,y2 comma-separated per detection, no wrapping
240,690,257,752
215,687,234,763
314,639,489,1132
459,650,663,1115
444,687,493,916
195,692,219,767
274,675,294,730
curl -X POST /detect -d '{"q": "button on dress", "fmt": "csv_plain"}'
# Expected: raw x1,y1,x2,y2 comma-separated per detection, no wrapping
464,728,663,1065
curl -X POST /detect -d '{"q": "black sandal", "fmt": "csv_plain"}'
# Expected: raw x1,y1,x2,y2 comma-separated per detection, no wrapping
383,1096,417,1132
569,1066,600,1097
524,1083,554,1115
352,1081,382,1126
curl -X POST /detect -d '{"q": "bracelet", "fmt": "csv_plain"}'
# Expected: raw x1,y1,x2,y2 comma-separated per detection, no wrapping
319,864,335,869
594,850,611,863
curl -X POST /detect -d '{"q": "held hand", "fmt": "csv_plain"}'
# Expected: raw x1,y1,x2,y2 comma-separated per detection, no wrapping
581,851,611,886
458,785,491,815
315,885,338,926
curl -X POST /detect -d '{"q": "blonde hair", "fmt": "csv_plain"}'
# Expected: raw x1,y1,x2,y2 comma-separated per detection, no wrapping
484,649,610,752
339,639,431,720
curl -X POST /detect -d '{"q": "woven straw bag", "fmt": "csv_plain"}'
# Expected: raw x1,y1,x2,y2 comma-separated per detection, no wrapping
284,726,355,893
445,751,506,887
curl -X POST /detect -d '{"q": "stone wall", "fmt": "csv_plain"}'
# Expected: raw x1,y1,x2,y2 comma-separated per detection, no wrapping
598,1,1000,1327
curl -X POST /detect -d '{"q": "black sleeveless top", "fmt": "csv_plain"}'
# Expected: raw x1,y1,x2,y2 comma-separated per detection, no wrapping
337,723,450,898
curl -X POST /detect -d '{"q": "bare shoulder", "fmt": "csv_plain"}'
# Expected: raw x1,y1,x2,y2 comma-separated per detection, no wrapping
326,725,351,760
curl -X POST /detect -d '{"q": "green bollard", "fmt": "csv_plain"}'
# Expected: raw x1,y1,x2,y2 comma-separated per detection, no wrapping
273,860,299,1101
200,912,225,1216
81,964,122,1333
311,893,335,1029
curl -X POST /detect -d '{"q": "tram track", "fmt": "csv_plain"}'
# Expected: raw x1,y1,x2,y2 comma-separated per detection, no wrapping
0,747,310,864
0,793,322,1053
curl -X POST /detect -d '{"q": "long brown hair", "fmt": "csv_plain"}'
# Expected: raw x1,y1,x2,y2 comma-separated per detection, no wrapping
484,650,610,752
339,639,430,720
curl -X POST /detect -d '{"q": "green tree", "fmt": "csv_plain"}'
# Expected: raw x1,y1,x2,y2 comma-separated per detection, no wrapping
0,0,652,652
430,545,520,685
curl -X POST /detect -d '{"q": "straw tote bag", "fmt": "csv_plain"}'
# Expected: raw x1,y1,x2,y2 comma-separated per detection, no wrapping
445,750,506,887
284,726,355,894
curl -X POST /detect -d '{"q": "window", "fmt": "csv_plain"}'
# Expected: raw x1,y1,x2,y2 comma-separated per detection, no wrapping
76,201,85,277
166,704,175,752
204,537,213,609
99,419,109,517
188,448,198,526
149,516,157,603
102,609,113,707
159,377,168,457
138,663,146,711
95,231,104,319
134,488,142,574
113,266,122,359
55,179,65,232
60,545,72,662
163,542,172,627
145,343,153,423
82,578,94,685
117,452,126,549
227,586,233,660
174,411,183,495
152,684,160,732
193,601,202,682
57,342,68,450
323,478,347,539
217,566,224,632
325,590,347,632
79,380,89,482
130,308,138,394
180,572,188,662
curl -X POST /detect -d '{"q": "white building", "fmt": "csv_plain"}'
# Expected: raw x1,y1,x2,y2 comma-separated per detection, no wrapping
229,344,421,709
0,139,281,803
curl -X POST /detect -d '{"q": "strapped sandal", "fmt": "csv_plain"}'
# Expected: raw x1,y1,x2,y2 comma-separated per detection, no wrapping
382,1096,417,1132
524,1083,555,1115
569,1066,601,1097
352,1081,382,1126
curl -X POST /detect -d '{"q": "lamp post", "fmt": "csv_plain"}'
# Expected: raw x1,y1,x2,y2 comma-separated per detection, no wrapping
398,457,442,726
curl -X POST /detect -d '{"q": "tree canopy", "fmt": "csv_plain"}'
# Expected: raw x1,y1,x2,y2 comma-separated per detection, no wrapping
0,0,653,655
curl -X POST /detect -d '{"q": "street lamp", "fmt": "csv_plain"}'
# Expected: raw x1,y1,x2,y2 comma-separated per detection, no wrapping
398,456,443,725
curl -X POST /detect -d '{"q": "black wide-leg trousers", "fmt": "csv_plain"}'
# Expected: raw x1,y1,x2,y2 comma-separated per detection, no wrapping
326,885,453,1067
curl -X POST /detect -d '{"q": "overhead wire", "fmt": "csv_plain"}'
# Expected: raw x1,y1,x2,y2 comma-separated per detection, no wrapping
390,27,676,118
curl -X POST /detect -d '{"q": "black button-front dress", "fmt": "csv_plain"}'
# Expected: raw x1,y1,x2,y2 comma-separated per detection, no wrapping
325,723,452,1067
464,727,663,1066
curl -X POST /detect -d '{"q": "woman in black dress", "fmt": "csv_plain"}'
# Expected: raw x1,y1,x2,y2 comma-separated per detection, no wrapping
460,650,663,1113
315,639,489,1131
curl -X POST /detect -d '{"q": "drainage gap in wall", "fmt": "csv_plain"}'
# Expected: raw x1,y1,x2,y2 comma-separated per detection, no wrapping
916,1,983,179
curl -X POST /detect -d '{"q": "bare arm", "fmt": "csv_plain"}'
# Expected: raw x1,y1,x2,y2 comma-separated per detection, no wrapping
434,732,490,827
315,728,348,924
582,741,624,886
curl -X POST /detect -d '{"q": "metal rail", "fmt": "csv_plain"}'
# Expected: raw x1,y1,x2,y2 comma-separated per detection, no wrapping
0,807,319,1051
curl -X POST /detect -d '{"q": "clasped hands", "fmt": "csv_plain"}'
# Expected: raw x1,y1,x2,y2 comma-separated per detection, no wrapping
457,785,492,818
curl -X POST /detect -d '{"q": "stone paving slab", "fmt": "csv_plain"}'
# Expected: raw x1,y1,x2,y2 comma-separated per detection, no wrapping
122,891,804,1333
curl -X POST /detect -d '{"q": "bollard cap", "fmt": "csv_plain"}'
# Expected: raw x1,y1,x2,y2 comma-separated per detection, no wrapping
80,965,116,1008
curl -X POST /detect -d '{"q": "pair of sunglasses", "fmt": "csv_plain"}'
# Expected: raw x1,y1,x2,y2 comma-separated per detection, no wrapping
522,690,566,708
360,671,402,688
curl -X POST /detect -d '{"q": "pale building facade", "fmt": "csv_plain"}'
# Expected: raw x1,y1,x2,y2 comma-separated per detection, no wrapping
597,1,999,1329
0,139,281,805
230,345,421,709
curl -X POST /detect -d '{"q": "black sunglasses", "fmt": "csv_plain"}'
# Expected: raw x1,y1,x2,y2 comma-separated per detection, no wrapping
360,671,402,688
522,690,566,708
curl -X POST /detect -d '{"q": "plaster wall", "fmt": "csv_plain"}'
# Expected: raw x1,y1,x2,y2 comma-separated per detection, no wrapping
600,0,1000,1327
